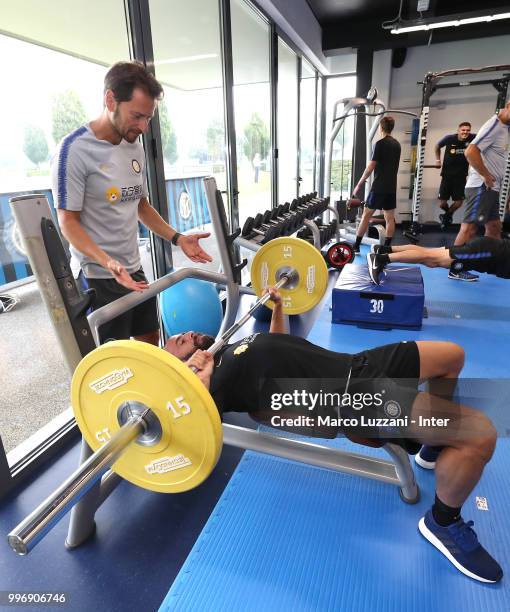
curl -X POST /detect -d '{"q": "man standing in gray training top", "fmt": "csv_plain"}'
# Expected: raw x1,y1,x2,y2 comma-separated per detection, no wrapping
51,61,212,345
449,101,510,281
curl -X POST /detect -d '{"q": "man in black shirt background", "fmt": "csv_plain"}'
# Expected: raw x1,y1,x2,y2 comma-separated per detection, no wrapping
434,122,475,228
351,116,401,253
162,288,502,583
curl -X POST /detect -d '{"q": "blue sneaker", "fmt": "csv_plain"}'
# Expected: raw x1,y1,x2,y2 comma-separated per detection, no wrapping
415,445,443,469
419,510,503,583
448,270,479,282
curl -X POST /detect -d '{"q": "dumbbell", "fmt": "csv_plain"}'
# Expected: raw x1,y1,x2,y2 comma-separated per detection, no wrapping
296,227,314,245
258,211,294,237
289,198,321,220
241,214,284,242
303,196,330,217
317,218,339,245
312,217,331,246
268,205,306,234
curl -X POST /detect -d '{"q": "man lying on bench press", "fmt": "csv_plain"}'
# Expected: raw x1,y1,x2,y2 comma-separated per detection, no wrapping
366,236,510,285
163,288,502,584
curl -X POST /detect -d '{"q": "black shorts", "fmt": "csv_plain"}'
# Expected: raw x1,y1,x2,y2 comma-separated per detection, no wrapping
342,341,422,454
366,192,396,211
449,237,510,279
438,175,466,201
83,269,159,343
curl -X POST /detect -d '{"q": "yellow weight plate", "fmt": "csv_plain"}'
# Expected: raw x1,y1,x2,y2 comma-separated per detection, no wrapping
71,340,223,493
251,237,328,314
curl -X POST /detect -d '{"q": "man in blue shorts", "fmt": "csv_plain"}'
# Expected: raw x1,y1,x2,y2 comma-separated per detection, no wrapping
450,101,510,281
351,116,401,253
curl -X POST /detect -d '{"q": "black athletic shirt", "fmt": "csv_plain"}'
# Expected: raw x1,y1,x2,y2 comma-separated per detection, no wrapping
437,133,476,177
209,333,352,415
370,135,401,193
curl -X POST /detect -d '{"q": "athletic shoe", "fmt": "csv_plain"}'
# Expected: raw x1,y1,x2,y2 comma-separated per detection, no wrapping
415,445,442,469
370,244,392,255
439,212,453,230
367,253,385,285
353,245,360,254
418,510,503,583
448,270,479,282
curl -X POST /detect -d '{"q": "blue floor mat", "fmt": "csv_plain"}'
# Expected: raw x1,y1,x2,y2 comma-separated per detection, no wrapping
160,437,510,611
159,254,510,611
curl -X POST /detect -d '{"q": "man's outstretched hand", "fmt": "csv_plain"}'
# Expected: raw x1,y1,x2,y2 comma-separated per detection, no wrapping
177,233,213,264
106,259,149,291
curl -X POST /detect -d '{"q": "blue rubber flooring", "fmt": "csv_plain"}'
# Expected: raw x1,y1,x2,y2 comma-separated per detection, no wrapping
160,249,510,611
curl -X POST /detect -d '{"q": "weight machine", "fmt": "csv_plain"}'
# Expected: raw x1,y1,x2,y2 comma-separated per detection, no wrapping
406,64,510,242
7,180,419,555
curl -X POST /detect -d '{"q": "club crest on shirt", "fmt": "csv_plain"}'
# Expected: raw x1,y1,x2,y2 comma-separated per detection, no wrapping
132,159,141,174
233,344,249,355
105,186,122,203
232,333,259,356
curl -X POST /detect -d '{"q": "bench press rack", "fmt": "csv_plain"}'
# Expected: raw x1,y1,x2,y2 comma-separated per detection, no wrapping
9,180,419,552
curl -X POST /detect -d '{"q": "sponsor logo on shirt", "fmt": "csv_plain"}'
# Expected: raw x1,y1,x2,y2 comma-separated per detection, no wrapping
105,186,122,203
105,184,144,203
132,159,141,173
121,184,144,201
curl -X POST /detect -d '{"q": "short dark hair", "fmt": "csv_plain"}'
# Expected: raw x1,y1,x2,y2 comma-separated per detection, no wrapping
380,116,395,134
104,61,164,102
458,121,471,128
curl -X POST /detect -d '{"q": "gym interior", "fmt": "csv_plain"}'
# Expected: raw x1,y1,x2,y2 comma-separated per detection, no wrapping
1,1,510,610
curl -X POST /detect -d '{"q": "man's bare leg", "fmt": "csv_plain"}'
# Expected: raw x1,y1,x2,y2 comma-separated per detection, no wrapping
454,222,477,246
387,247,453,269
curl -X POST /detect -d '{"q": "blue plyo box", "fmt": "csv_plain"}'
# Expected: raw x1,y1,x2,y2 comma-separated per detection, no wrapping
332,264,425,330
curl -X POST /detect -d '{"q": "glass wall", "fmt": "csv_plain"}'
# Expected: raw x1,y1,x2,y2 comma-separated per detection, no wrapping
299,58,317,195
325,75,357,202
231,0,271,229
149,0,226,272
277,38,298,204
0,0,131,455
0,0,326,467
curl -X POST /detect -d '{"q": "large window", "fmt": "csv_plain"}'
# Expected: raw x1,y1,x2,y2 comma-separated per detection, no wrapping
277,38,298,204
149,0,226,272
325,75,357,202
0,0,130,456
231,0,272,228
299,59,317,195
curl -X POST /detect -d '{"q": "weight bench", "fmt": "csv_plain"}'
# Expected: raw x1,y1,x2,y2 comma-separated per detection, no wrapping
8,183,419,556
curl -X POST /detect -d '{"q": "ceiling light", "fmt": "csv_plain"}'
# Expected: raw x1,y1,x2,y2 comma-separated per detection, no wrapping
390,11,510,34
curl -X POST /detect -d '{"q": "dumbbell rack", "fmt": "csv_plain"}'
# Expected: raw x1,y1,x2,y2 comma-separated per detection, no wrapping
9,181,419,553
238,195,342,253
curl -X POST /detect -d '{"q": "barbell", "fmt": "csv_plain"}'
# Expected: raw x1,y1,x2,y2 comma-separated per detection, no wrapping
8,237,330,554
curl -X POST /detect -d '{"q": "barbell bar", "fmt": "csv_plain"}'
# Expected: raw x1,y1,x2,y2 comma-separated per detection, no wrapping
8,237,329,555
